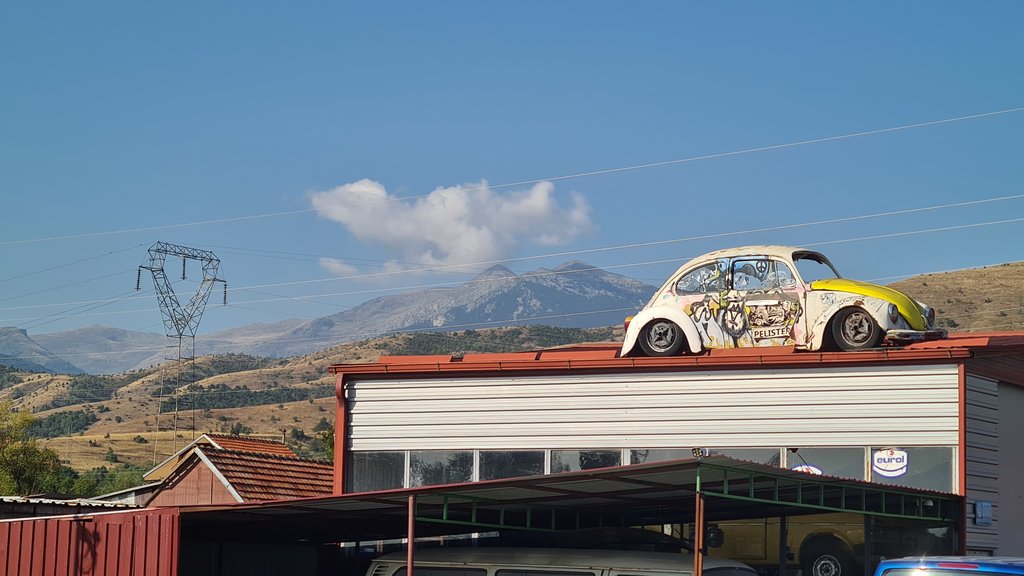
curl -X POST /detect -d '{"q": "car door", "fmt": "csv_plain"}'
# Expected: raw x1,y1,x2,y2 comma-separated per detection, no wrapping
726,256,807,348
671,258,729,349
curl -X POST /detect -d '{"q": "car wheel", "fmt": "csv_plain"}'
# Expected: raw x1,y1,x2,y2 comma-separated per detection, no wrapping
802,547,857,576
830,307,882,351
638,320,685,356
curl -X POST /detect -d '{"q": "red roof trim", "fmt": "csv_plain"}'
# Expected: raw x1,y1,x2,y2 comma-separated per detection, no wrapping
328,332,1024,377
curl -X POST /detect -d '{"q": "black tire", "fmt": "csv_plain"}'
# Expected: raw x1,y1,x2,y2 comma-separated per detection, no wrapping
801,545,857,576
830,307,882,351
638,319,685,356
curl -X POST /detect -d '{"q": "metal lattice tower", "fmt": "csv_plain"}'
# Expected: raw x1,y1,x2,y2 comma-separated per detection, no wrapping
136,241,227,457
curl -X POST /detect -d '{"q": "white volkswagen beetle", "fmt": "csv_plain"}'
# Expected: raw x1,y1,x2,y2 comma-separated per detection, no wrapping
621,245,946,357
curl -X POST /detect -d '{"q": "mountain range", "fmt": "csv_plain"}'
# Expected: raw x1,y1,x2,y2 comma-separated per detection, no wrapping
1,261,654,374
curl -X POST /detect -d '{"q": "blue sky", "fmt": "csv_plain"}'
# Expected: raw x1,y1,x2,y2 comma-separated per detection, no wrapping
1,2,1022,337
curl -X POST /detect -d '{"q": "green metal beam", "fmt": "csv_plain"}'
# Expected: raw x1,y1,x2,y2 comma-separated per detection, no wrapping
413,493,626,532
695,462,958,523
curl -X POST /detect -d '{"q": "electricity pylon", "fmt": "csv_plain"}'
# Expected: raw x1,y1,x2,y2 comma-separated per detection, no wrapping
136,241,226,457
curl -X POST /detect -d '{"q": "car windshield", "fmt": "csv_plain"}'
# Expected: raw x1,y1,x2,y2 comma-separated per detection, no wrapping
793,251,841,282
881,570,1005,576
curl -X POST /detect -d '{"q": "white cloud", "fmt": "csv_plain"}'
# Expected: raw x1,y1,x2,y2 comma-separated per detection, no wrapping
318,257,361,276
310,179,592,274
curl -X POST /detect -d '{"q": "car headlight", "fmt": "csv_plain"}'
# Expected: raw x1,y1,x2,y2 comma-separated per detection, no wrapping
925,306,936,328
888,303,900,324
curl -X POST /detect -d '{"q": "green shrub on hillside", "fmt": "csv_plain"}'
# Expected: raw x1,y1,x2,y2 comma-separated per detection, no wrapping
160,383,332,412
27,410,99,438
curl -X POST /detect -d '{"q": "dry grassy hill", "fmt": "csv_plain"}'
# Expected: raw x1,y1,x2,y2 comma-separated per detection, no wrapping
4,259,1023,476
890,261,1024,332
2,326,621,472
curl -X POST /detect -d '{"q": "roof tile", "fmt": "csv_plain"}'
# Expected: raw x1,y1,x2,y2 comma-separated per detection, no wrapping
200,448,333,501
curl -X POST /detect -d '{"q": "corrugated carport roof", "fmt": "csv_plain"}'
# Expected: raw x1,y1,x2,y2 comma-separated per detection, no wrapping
177,456,959,544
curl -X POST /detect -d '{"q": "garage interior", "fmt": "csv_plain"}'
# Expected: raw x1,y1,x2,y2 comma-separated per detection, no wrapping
173,456,959,576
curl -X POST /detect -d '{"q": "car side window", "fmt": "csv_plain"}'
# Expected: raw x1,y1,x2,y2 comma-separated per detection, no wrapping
675,260,726,295
731,258,797,291
766,261,798,289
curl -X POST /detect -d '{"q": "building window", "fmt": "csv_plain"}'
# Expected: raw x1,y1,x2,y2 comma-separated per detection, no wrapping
350,451,405,492
551,450,620,473
786,447,865,479
396,568,487,576
630,449,690,464
410,450,473,487
630,448,782,466
870,447,954,492
497,571,595,576
708,448,782,466
479,451,544,480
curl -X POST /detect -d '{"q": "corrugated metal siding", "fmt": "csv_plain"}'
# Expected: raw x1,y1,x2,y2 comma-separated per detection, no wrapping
964,373,999,552
995,382,1024,554
0,509,178,576
346,364,961,450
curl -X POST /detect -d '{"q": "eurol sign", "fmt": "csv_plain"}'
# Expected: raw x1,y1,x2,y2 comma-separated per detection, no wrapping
873,448,909,478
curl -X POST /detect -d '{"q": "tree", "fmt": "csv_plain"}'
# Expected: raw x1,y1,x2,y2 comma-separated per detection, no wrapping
0,401,63,495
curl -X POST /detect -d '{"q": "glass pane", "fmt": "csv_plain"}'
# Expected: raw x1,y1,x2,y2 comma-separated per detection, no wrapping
630,449,691,464
676,261,727,295
705,568,758,576
396,568,487,576
479,451,544,480
870,447,954,492
410,451,473,487
870,517,956,570
551,450,620,472
631,448,780,466
350,451,405,492
731,259,770,291
497,571,595,576
787,447,864,479
709,448,781,467
765,261,798,289
882,570,976,576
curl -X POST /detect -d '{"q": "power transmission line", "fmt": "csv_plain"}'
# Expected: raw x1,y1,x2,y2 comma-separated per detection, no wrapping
2,107,1021,248
2,216,1022,330
4,192,1020,319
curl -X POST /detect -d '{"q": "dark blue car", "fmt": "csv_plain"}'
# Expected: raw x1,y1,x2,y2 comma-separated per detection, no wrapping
875,558,1024,576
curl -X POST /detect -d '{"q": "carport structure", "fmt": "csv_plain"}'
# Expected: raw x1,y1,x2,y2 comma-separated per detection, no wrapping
170,456,958,576
0,456,958,575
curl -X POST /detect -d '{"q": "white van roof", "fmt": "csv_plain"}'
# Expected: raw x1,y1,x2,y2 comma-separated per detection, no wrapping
372,547,753,572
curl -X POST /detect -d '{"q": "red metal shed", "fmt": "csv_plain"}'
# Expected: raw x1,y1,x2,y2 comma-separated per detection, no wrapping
0,508,178,576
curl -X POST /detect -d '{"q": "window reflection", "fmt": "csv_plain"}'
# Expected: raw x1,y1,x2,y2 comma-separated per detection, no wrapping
870,447,954,492
551,450,620,472
787,447,864,479
350,451,404,492
410,450,473,487
480,451,544,480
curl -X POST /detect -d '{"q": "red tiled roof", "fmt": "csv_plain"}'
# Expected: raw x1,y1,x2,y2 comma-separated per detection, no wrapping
199,448,333,501
202,434,298,457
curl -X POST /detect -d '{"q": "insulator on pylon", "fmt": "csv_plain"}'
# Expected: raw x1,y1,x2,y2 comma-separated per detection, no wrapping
182,257,187,280
135,269,142,291
223,283,228,305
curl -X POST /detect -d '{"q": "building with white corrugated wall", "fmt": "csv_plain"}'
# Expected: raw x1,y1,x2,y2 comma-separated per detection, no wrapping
328,332,1024,566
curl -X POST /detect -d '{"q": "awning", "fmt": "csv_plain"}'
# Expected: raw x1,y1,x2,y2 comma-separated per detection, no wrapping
177,455,959,544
